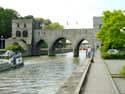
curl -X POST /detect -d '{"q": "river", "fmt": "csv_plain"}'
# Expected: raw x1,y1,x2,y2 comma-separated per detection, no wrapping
0,50,86,94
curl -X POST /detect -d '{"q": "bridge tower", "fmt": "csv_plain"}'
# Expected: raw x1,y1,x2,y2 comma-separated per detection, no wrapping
5,19,38,56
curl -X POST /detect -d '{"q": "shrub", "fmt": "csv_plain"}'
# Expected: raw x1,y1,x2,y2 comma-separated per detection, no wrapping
101,52,125,59
6,44,24,53
120,65,125,78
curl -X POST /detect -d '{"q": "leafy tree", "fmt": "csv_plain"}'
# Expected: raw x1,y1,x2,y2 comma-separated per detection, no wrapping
23,15,34,19
6,43,24,52
0,7,19,38
35,18,64,30
96,10,125,52
44,23,64,30
44,19,52,26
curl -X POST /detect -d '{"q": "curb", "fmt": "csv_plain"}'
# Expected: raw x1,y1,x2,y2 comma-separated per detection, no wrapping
74,58,92,94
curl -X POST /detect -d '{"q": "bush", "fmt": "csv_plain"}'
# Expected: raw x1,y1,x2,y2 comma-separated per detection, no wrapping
120,65,125,78
101,52,125,59
6,44,24,52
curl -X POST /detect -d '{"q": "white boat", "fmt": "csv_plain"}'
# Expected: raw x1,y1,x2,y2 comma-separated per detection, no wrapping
0,50,24,72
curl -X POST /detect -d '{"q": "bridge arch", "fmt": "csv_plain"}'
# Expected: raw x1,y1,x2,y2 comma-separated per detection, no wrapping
73,38,91,57
15,39,28,50
34,39,48,55
11,39,29,56
48,37,73,56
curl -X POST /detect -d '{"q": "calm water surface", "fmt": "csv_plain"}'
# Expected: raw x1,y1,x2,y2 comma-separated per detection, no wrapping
0,51,86,94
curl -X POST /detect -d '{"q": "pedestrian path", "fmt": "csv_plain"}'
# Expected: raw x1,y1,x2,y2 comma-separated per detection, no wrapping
80,51,117,94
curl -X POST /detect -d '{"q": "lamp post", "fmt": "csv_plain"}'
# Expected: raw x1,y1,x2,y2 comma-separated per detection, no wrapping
0,36,4,49
91,37,96,63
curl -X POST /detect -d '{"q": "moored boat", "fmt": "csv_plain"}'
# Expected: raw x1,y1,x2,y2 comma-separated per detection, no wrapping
0,50,24,72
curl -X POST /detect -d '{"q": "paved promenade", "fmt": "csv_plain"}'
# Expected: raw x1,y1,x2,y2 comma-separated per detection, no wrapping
80,51,117,94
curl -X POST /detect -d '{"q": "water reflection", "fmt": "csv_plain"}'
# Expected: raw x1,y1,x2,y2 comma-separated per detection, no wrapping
0,50,86,94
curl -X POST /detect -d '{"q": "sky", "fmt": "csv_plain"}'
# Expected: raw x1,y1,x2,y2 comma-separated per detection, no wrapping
0,0,125,29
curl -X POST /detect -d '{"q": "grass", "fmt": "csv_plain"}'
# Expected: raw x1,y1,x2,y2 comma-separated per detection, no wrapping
119,65,125,78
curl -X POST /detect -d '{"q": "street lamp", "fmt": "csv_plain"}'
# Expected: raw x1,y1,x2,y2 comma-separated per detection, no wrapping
0,36,4,49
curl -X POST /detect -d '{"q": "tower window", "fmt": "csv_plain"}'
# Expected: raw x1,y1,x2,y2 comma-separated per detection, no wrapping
24,23,27,28
16,31,21,37
23,30,28,37
17,23,20,27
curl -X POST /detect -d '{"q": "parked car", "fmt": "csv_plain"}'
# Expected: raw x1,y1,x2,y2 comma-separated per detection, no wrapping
119,49,125,53
107,49,119,54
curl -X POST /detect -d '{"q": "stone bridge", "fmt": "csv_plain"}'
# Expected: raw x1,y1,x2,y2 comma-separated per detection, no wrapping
33,29,94,57
5,17,102,57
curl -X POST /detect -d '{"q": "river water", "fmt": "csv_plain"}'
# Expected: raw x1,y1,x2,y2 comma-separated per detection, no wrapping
0,51,86,94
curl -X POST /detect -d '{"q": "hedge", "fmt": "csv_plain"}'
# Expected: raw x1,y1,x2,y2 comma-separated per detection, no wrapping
101,52,125,59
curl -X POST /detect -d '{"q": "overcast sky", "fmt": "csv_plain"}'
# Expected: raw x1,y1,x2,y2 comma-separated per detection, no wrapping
0,0,125,29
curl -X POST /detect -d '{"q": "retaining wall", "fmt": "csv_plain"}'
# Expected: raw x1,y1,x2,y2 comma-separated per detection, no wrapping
56,58,92,94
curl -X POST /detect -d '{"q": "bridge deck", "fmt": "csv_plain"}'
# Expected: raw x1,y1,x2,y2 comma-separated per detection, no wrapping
80,51,117,94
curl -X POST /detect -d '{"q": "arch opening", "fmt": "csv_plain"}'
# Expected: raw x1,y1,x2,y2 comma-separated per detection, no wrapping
6,42,24,53
16,31,21,37
49,37,73,56
35,39,48,55
22,30,28,37
74,39,90,57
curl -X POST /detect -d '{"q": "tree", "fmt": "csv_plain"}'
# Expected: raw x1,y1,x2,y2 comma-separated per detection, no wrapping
0,7,19,38
6,43,24,53
23,15,34,19
44,19,52,26
96,10,125,52
44,23,64,30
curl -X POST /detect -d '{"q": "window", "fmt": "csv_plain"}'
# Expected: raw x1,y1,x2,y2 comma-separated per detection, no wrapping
16,31,21,37
17,23,20,27
24,23,26,28
23,30,28,37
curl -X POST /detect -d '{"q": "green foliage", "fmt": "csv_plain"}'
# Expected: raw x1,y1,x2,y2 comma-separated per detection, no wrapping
37,40,48,48
6,44,24,52
44,19,52,26
101,52,125,59
44,23,64,30
40,42,48,48
23,15,34,19
0,7,19,38
120,65,125,78
96,10,125,52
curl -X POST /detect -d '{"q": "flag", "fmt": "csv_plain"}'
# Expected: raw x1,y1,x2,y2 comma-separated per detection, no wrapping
76,21,78,25
67,21,69,26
